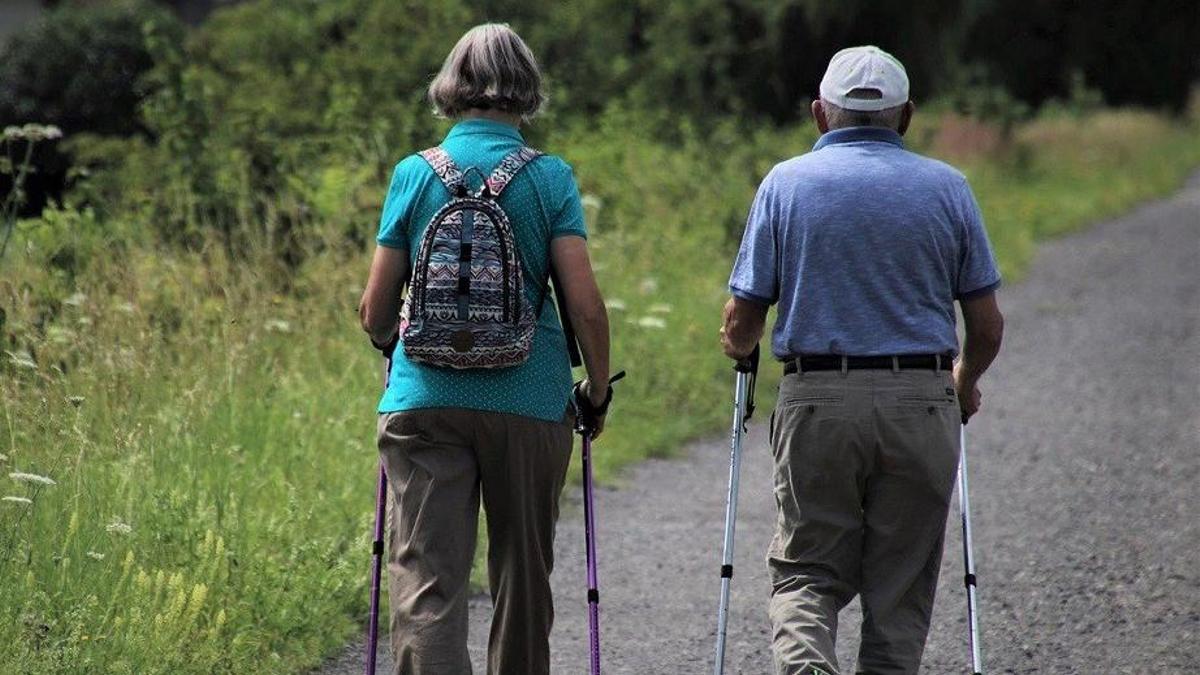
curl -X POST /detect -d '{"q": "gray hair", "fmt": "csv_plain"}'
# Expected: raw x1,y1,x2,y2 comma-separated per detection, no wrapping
428,24,545,120
822,95,906,131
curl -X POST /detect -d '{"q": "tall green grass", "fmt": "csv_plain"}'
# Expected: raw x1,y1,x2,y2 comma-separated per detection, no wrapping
2,108,1198,673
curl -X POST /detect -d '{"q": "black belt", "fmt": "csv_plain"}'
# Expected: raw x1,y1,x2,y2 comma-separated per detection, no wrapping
783,353,954,375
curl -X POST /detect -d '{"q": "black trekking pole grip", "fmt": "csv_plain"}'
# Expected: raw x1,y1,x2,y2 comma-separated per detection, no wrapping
734,345,760,374
572,370,627,434
734,346,760,425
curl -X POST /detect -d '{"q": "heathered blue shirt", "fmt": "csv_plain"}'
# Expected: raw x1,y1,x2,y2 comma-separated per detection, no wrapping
729,126,1001,359
375,119,587,421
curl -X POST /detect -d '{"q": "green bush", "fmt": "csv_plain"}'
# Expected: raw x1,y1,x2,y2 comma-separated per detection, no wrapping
0,0,183,218
0,0,181,136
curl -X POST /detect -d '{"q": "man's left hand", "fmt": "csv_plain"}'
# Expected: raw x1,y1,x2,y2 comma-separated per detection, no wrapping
953,365,982,421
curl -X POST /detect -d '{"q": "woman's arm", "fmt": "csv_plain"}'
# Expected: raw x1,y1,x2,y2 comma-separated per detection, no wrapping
358,245,410,346
550,235,610,405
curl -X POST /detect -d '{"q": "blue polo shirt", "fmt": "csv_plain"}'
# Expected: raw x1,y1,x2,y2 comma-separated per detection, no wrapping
375,119,587,422
729,126,1001,359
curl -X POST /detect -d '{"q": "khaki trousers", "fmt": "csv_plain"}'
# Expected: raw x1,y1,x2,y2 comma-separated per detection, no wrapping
377,407,573,675
767,369,961,675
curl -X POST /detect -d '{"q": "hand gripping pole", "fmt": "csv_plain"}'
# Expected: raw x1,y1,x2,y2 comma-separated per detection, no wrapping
714,346,759,675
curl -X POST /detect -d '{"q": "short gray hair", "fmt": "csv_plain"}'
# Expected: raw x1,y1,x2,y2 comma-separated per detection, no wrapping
822,96,906,131
428,24,545,121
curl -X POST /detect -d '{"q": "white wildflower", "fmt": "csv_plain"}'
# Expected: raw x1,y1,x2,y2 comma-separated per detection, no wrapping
581,194,603,211
636,316,667,329
19,124,60,142
3,496,32,505
106,519,133,536
64,292,87,307
0,454,8,462
639,277,659,294
648,303,673,314
3,126,21,141
9,472,55,486
605,298,627,311
67,396,85,407
6,351,37,370
114,302,135,315
86,551,106,561
265,319,292,333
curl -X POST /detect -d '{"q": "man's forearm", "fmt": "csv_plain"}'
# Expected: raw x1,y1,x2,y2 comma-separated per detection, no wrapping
721,296,768,359
959,330,1001,382
958,292,1004,381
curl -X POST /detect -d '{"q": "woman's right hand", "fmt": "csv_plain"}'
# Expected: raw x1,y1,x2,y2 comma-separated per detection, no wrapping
583,379,608,407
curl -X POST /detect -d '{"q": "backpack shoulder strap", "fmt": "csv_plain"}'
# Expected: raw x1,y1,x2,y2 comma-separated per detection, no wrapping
482,147,543,198
419,146,468,196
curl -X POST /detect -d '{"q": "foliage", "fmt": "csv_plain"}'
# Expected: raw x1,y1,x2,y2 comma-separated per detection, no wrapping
965,0,1200,112
1,124,62,260
2,1,1200,672
0,0,184,216
0,0,180,136
70,0,470,255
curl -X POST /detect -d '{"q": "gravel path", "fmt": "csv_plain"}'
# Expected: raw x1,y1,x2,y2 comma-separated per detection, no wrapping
320,175,1200,674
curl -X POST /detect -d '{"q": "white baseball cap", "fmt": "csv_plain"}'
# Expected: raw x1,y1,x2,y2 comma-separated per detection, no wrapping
819,46,910,111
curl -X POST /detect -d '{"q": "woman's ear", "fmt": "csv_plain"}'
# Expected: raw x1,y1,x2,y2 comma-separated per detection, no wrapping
811,99,830,134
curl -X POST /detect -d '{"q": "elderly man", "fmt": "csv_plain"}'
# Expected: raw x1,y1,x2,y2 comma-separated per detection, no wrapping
720,46,1004,674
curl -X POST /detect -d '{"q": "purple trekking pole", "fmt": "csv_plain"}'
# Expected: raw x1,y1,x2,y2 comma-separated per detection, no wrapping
573,371,626,675
365,357,391,675
580,429,601,674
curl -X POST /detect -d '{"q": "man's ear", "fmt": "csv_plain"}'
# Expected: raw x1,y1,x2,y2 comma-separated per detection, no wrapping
897,101,916,136
812,99,830,134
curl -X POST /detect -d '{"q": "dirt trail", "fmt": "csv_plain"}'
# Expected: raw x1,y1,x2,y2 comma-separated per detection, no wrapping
321,174,1200,674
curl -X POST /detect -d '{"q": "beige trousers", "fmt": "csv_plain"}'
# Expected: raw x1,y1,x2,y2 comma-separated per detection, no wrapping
377,407,573,675
767,369,961,675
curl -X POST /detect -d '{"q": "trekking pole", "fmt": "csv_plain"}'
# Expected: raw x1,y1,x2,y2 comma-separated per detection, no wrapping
713,345,759,675
580,426,602,675
574,371,626,675
365,357,391,675
958,418,983,675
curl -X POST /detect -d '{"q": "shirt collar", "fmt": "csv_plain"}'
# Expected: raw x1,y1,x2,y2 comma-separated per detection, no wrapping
813,126,905,151
445,118,525,142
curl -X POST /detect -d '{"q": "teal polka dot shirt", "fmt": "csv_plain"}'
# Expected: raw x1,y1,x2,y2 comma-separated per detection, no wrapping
375,119,587,422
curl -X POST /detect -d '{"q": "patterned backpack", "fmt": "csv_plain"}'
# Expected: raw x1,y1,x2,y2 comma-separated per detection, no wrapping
399,145,545,369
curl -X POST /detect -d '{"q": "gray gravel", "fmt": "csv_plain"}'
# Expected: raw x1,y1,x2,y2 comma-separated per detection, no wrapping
320,174,1200,674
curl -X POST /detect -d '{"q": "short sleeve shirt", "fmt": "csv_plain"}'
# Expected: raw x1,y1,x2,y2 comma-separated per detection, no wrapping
729,126,1001,358
376,119,587,421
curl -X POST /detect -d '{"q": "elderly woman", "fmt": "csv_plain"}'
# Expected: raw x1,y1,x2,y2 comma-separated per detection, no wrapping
358,23,612,675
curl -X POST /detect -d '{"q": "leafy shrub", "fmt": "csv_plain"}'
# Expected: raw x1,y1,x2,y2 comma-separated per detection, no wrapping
0,0,184,216
0,0,181,136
